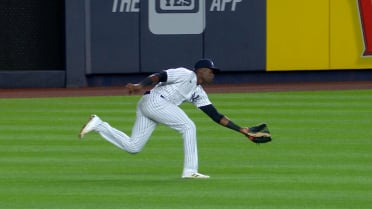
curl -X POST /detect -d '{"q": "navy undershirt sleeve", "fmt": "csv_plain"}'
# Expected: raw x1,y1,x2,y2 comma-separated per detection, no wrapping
199,104,224,123
154,71,167,82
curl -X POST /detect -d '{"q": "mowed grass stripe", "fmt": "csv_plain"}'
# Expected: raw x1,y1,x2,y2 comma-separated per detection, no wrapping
0,89,371,209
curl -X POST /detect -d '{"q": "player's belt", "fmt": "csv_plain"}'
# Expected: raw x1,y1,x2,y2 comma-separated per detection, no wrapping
144,91,165,99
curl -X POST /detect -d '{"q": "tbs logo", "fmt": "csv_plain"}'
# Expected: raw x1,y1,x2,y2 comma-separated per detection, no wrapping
149,0,205,34
156,0,199,13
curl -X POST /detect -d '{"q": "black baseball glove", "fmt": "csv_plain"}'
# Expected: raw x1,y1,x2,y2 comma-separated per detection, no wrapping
245,123,272,144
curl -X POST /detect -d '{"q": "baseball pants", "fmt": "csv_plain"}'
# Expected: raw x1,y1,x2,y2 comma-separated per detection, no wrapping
94,92,198,175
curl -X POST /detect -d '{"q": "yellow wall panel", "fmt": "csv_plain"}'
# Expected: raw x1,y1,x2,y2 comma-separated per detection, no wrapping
330,0,372,69
267,0,330,71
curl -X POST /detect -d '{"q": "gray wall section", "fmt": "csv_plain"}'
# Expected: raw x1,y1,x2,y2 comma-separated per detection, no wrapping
140,34,204,72
204,0,266,71
80,0,266,74
140,1,203,72
64,0,267,88
89,0,140,74
65,0,87,87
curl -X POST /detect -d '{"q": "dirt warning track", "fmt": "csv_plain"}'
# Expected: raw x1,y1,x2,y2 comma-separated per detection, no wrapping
0,81,371,99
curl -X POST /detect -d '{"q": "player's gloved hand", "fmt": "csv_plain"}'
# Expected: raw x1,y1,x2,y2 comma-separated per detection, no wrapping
244,123,272,144
126,83,143,94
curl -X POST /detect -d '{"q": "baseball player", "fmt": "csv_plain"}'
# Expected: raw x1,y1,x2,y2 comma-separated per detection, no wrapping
79,59,271,179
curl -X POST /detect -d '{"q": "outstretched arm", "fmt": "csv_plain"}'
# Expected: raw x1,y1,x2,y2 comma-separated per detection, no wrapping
199,104,249,135
200,104,272,143
126,71,167,94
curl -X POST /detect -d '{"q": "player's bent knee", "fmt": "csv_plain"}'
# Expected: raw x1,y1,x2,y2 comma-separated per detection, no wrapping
125,145,143,154
179,122,196,134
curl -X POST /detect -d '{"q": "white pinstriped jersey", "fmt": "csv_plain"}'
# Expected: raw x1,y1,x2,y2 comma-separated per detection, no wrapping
150,67,212,107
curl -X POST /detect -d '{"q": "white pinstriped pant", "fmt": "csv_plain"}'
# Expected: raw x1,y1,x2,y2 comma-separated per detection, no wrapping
95,93,198,175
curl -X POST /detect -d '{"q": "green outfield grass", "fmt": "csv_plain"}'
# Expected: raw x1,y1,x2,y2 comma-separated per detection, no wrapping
1,89,371,209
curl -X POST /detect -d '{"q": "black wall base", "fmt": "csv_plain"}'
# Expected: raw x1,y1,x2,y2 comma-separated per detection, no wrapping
0,71,65,88
87,70,372,87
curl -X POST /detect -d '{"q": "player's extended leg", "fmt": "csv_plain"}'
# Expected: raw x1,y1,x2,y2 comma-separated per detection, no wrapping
79,101,157,153
140,94,200,177
97,108,157,153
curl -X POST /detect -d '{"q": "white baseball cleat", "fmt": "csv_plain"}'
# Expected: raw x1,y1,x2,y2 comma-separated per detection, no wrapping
79,115,101,139
182,172,210,179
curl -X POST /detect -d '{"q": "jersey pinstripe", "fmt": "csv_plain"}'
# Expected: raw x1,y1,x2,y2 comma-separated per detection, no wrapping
151,67,212,107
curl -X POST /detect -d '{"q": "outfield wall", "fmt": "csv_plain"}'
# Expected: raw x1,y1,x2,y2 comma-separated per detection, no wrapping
0,0,371,88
